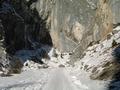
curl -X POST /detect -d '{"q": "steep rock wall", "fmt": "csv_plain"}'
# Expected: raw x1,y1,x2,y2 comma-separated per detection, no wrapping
33,0,115,61
0,0,120,63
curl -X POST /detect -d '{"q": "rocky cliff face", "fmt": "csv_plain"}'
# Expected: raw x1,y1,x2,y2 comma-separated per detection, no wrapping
0,0,120,74
32,0,119,61
0,0,53,74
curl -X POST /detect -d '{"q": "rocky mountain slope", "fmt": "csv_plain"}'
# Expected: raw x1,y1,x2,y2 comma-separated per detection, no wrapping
70,26,120,80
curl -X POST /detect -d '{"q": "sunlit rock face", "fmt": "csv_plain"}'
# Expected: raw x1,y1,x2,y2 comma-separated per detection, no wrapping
32,0,116,62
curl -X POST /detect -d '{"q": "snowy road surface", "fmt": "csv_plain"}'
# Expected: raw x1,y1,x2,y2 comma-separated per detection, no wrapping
0,67,108,90
0,68,80,90
43,68,80,90
0,69,51,90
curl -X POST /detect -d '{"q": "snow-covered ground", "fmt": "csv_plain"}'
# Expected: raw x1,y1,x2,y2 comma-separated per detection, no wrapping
0,26,120,90
45,48,109,90
0,50,111,90
0,69,52,90
0,47,108,90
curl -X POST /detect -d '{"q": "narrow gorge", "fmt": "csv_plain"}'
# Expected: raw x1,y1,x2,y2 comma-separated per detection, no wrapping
0,0,120,90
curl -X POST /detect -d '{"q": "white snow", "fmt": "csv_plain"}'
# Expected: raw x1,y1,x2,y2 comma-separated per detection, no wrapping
0,69,52,90
0,26,120,90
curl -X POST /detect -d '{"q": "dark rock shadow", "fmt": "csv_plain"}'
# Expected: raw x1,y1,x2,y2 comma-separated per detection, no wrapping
107,45,120,90
0,0,53,65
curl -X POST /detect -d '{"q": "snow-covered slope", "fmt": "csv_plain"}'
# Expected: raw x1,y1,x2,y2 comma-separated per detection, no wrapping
70,26,120,80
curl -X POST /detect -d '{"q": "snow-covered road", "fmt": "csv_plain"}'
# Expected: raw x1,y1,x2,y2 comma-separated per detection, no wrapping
0,69,52,90
43,68,80,90
0,68,82,90
0,67,108,90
